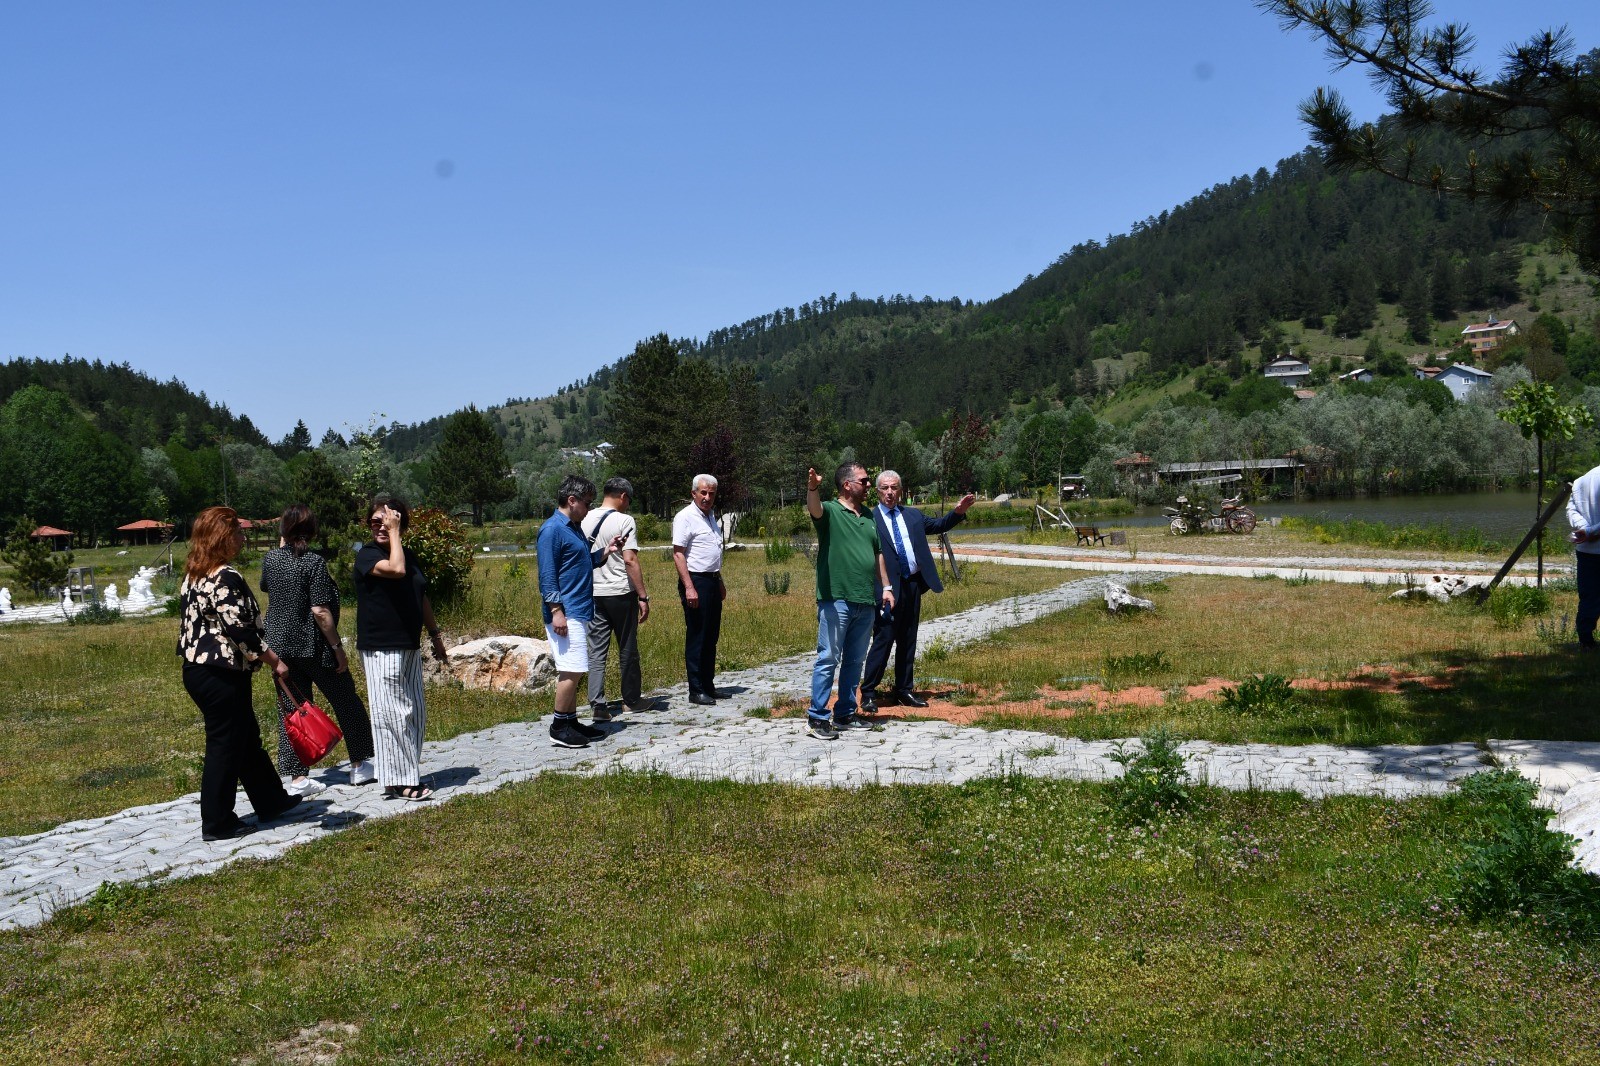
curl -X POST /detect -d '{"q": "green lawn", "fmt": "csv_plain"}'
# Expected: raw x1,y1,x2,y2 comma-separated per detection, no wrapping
4,771,1597,1063
930,574,1600,746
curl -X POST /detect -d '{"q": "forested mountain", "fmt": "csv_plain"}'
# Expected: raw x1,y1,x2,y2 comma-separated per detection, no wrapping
8,132,1599,535
0,356,270,450
374,142,1584,471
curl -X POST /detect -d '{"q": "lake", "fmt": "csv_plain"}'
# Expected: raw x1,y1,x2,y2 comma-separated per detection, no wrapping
953,490,1557,540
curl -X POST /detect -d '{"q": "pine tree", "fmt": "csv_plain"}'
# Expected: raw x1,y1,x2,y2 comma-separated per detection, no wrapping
429,405,513,526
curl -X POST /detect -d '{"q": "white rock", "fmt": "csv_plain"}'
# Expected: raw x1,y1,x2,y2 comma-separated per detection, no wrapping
1388,573,1486,602
429,635,556,694
1104,581,1153,612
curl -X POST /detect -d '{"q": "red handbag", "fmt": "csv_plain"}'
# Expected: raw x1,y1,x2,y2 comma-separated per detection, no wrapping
277,676,343,766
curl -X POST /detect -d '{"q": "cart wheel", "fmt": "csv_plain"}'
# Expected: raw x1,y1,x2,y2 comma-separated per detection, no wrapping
1229,509,1258,534
1169,516,1190,535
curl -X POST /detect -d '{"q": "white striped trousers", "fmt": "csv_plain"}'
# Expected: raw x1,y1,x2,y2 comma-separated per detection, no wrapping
360,649,426,788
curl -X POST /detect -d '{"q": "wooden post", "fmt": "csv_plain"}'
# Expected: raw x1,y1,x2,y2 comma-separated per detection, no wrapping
938,532,961,584
1476,482,1572,601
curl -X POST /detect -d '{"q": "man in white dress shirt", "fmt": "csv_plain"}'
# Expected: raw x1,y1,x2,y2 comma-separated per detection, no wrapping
672,473,726,705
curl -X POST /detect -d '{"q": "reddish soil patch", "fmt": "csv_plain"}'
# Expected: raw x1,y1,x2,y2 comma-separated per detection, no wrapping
771,666,1461,727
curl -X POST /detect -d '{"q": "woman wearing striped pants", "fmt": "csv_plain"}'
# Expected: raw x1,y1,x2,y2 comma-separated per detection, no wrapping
354,495,448,801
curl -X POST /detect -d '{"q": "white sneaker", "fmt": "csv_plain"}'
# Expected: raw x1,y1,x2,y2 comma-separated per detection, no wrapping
287,777,326,797
348,760,377,786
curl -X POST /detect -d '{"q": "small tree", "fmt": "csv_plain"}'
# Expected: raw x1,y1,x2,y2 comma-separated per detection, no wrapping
430,405,513,526
405,507,475,603
1497,381,1594,584
291,449,359,548
1,516,73,598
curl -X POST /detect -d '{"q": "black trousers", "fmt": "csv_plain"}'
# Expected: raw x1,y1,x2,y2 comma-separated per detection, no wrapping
862,576,925,696
679,571,722,698
182,664,293,838
273,656,377,776
588,592,642,706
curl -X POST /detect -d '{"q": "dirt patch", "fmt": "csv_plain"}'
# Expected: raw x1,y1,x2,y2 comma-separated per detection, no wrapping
773,666,1462,727
245,1022,359,1066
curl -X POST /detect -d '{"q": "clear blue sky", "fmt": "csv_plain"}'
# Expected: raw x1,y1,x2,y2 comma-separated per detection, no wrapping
3,1,1595,441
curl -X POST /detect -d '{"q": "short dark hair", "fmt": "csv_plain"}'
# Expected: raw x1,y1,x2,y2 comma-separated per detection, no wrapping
556,474,596,509
368,494,410,532
835,462,865,490
280,503,319,557
602,476,634,499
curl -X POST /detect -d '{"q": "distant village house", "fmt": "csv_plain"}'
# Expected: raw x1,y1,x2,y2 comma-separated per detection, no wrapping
1460,317,1518,356
1263,354,1312,387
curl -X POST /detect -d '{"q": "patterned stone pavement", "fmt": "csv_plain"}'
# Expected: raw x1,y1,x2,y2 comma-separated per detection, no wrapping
5,570,1599,932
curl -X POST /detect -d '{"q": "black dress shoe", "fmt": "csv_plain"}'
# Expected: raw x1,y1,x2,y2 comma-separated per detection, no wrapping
895,691,929,708
858,690,880,713
689,693,717,706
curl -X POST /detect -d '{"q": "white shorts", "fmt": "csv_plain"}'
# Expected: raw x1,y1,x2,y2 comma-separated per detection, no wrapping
546,617,589,672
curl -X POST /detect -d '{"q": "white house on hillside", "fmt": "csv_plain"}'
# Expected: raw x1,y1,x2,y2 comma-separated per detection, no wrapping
1263,355,1312,387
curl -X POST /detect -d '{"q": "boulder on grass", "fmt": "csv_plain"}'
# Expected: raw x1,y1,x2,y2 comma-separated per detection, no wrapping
1105,581,1154,612
427,635,556,694
1388,574,1486,603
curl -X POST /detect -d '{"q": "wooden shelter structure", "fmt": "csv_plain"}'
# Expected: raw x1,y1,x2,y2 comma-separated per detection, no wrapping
30,525,74,551
116,519,174,546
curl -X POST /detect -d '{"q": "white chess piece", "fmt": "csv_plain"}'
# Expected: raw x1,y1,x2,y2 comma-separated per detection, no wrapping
126,567,157,610
0,587,10,613
104,583,121,609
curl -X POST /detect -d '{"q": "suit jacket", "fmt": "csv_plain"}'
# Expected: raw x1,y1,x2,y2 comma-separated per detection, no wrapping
874,504,966,599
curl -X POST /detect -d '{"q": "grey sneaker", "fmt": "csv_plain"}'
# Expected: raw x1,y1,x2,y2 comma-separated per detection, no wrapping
807,719,838,741
835,715,874,731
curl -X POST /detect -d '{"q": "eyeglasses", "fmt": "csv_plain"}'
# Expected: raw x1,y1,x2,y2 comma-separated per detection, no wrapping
367,518,386,528
849,477,871,485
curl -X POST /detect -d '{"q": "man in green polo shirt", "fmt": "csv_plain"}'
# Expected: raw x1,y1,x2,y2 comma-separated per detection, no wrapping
804,462,895,740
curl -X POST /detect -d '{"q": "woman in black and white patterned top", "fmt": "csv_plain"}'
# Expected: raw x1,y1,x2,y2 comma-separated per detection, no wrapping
261,504,377,793
177,506,301,841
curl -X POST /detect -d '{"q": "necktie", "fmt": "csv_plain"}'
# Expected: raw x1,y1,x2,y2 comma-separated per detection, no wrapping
889,507,911,575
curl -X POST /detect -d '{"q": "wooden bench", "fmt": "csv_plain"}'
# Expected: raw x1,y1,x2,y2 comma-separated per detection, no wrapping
1075,524,1109,547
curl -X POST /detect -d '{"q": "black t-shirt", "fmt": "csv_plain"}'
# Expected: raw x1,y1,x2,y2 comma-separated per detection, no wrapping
354,544,428,651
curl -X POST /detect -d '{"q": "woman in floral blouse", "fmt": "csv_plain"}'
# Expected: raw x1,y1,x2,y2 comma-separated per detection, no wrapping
177,506,302,840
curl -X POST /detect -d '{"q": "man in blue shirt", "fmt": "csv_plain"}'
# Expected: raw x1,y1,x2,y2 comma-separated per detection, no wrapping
538,474,626,748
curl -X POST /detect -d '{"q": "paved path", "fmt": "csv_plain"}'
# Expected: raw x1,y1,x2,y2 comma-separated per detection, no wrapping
5,571,1599,932
951,541,1557,586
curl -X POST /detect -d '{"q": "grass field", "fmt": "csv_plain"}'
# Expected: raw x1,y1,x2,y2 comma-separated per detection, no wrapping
0,548,1067,837
4,771,1599,1063
923,573,1598,746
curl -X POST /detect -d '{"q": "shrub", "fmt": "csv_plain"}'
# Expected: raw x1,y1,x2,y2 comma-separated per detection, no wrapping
407,507,476,603
69,601,122,626
762,571,791,595
1108,726,1192,824
1220,674,1298,717
1488,585,1552,628
634,512,664,543
1449,770,1600,932
764,538,795,564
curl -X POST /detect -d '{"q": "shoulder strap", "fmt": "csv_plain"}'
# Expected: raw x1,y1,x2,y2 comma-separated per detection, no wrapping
586,509,617,547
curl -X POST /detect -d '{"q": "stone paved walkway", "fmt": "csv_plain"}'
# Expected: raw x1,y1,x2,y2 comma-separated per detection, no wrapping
5,571,1599,932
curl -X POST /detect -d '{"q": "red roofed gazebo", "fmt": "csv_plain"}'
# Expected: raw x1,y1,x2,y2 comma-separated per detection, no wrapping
31,525,74,551
117,519,174,546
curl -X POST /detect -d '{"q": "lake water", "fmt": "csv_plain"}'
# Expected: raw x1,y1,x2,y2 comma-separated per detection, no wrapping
953,490,1555,540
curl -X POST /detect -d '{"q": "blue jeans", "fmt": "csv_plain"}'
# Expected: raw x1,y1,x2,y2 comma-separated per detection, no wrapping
808,599,876,723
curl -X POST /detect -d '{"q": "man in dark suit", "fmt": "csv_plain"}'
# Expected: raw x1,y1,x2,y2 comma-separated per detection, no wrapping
860,470,975,711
